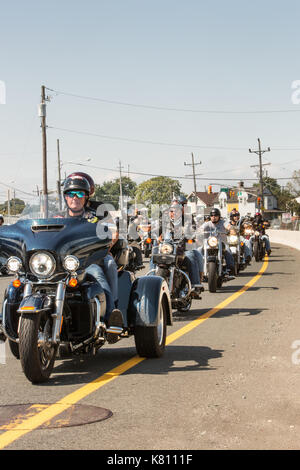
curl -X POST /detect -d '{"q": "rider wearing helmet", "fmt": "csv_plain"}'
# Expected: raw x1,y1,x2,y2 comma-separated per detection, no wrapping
201,207,235,274
63,174,122,342
151,195,204,293
252,212,271,255
228,210,252,263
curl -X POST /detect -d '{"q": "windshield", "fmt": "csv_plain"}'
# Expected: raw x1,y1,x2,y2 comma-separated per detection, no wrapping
18,195,63,220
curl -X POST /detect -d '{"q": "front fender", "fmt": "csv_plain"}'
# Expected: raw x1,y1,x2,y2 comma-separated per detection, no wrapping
128,275,172,327
17,293,48,314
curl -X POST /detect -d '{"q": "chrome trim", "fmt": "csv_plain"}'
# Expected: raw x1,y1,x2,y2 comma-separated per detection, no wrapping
1,299,19,343
177,268,192,297
51,281,66,344
94,293,106,339
23,281,33,298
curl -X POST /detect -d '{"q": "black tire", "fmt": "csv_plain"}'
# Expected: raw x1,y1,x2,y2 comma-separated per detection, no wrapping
134,295,167,358
253,241,260,262
19,313,57,384
233,255,239,276
208,261,218,293
8,340,20,359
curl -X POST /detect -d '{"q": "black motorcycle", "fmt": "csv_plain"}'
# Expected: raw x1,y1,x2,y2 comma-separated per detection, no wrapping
203,229,234,293
0,212,172,384
147,238,196,312
252,229,266,262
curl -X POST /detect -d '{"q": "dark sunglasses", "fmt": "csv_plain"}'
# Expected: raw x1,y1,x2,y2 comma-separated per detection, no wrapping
65,190,86,199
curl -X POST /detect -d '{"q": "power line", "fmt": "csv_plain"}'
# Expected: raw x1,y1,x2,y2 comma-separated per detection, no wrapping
45,87,300,114
63,161,295,182
48,126,249,150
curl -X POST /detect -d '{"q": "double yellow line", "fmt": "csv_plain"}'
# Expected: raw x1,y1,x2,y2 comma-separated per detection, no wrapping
0,257,268,450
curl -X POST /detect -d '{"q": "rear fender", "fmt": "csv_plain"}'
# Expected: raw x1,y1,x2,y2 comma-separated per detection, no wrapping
128,275,172,327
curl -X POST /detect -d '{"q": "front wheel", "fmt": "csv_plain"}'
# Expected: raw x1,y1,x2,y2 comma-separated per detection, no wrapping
253,241,260,262
208,261,218,292
134,296,167,358
19,313,57,383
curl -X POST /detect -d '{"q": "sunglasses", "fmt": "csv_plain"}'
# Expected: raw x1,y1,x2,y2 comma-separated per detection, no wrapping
65,190,86,199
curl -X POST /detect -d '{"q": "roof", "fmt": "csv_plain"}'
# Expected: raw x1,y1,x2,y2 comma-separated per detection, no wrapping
188,192,219,207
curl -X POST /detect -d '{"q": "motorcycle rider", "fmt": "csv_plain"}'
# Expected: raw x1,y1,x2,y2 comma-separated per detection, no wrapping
228,210,252,263
252,212,271,255
202,208,235,274
150,196,204,294
0,215,4,226
127,209,144,268
63,174,122,342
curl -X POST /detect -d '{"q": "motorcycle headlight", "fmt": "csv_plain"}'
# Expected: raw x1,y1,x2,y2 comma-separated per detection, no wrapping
29,252,56,279
63,255,80,272
208,236,218,248
229,235,238,245
6,256,22,273
159,243,173,255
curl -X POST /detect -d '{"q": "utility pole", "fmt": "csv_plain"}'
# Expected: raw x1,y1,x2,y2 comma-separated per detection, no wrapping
7,189,10,217
184,153,202,205
57,139,62,210
39,85,49,217
249,138,271,214
118,160,124,212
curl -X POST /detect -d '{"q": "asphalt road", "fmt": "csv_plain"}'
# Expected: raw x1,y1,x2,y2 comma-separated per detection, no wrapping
0,243,300,451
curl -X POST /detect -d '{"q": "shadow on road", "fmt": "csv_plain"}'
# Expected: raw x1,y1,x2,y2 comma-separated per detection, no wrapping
44,343,224,386
220,285,279,293
173,306,268,321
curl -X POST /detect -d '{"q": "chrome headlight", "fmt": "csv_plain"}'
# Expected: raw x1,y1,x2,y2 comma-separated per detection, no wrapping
229,234,238,245
6,256,22,273
208,236,218,248
159,243,173,255
29,252,56,279
63,255,80,272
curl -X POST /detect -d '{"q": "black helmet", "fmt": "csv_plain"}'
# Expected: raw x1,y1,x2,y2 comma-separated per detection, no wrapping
67,172,95,197
230,210,240,220
63,176,90,196
210,208,221,217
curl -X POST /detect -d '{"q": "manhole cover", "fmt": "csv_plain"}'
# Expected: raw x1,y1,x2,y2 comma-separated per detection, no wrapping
0,403,113,430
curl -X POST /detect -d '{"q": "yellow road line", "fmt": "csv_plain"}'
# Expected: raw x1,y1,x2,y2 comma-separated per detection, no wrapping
0,257,268,450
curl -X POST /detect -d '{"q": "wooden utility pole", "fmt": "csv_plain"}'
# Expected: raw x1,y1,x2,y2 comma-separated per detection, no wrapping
118,160,124,212
40,85,48,217
249,138,271,214
7,189,10,217
57,139,62,210
184,153,202,204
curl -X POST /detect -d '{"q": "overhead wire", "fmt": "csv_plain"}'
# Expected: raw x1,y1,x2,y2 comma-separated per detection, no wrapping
45,87,300,115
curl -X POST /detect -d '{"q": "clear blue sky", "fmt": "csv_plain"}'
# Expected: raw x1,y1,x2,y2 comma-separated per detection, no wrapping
1,0,300,203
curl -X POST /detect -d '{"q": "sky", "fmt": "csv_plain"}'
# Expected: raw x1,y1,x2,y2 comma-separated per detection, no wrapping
1,0,300,204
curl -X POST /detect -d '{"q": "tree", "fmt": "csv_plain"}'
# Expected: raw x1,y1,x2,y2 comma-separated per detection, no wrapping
94,176,137,208
252,176,297,213
0,198,25,215
286,170,300,197
135,176,182,206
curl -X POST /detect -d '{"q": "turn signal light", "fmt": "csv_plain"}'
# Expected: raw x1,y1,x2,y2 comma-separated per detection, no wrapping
68,278,78,288
146,238,152,244
13,279,21,288
187,239,193,244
